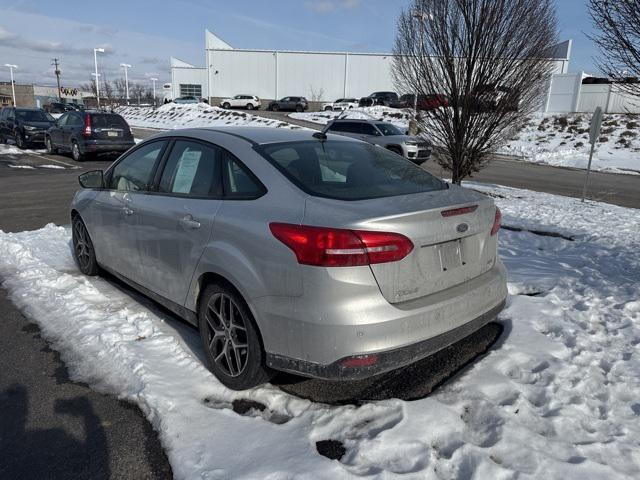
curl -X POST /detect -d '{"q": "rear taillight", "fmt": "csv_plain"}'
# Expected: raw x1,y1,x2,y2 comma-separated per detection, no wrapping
82,115,92,137
340,354,379,368
269,223,414,267
491,207,501,235
441,205,478,217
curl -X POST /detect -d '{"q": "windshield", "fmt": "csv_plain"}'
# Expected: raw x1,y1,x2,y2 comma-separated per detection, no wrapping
16,110,54,122
375,123,405,136
255,140,446,201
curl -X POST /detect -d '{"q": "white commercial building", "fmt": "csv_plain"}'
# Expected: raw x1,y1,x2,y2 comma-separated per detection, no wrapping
170,30,575,109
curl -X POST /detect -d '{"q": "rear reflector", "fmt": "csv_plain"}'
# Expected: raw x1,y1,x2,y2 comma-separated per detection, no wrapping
269,223,414,267
441,205,478,217
340,355,379,368
491,207,502,235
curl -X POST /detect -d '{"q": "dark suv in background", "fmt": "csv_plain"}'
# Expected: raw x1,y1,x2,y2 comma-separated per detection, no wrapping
359,91,399,107
45,111,135,161
0,107,57,149
267,96,309,112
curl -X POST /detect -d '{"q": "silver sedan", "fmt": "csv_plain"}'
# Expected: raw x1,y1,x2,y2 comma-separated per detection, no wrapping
71,127,507,390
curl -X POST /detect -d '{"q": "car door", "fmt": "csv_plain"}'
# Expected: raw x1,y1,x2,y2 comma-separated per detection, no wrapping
0,108,8,137
89,140,168,283
4,109,16,138
63,113,81,146
131,139,223,305
50,113,69,148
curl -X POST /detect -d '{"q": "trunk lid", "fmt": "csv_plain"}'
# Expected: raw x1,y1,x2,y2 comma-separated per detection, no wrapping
89,114,133,141
303,185,498,303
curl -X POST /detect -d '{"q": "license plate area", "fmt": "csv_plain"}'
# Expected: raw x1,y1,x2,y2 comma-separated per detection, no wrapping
436,239,463,272
107,131,118,137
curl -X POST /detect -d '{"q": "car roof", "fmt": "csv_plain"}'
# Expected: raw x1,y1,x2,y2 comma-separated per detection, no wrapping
151,126,360,146
331,118,379,124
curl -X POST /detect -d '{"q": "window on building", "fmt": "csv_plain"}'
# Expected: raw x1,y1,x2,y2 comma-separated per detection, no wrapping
179,84,202,98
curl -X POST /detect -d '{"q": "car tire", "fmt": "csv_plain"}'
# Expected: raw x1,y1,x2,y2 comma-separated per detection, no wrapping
324,106,333,111
0,134,5,144
45,136,58,155
295,105,303,112
198,282,273,390
271,104,279,112
71,141,84,162
246,103,254,110
72,216,99,276
223,102,231,109
15,132,26,149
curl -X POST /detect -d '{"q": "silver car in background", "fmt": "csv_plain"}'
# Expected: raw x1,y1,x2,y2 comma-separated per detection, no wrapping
325,118,432,164
71,127,507,390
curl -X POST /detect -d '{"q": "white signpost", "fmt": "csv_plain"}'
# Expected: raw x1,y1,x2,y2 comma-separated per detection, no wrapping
582,106,603,202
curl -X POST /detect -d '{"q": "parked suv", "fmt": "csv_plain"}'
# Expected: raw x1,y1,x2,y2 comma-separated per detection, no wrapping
321,98,359,111
359,92,399,107
220,95,261,110
45,110,135,161
0,107,56,148
326,119,432,164
70,127,506,390
267,96,308,112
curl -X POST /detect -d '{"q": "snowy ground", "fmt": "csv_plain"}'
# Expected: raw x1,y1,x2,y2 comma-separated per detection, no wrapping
116,103,296,130
0,185,638,479
292,108,640,175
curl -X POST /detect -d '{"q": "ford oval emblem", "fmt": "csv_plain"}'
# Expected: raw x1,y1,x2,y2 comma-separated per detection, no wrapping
456,223,469,233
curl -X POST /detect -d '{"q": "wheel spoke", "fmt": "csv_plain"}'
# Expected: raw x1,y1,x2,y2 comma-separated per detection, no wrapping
206,293,250,378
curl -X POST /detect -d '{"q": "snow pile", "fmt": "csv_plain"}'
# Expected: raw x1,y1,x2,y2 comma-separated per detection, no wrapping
0,144,44,156
290,106,413,129
0,186,639,479
116,103,295,130
502,113,640,174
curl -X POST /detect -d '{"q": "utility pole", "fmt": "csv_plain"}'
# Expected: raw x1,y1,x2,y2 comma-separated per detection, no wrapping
4,64,17,106
52,58,62,101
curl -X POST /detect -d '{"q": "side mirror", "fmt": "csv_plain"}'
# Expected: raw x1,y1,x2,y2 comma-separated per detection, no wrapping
78,170,104,189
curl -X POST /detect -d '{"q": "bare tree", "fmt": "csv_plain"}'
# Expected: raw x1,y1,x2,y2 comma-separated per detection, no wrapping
588,0,640,96
102,79,115,102
393,0,558,184
113,78,127,100
79,80,97,97
308,85,325,102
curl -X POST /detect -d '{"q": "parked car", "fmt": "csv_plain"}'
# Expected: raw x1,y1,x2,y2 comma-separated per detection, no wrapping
44,102,75,114
390,94,450,110
0,107,56,148
45,110,135,161
325,118,432,164
67,102,85,111
267,96,308,112
220,95,261,110
321,98,359,111
466,84,520,113
174,96,200,104
70,127,506,389
359,91,399,107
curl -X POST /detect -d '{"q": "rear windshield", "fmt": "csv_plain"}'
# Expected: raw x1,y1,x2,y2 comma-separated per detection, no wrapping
90,114,129,128
255,140,446,200
16,110,54,122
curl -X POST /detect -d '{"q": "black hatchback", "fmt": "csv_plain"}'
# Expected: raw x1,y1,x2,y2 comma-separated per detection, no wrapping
45,111,135,161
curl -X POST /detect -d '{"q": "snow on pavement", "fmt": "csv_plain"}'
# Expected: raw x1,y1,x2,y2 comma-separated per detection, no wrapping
0,185,639,479
116,103,297,130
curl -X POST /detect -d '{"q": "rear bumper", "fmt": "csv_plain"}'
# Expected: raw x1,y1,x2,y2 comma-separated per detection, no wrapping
258,260,508,379
81,141,135,154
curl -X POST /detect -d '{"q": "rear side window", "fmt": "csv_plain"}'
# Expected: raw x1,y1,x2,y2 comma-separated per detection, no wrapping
90,114,128,129
109,141,165,191
222,152,265,199
256,140,446,201
158,140,222,197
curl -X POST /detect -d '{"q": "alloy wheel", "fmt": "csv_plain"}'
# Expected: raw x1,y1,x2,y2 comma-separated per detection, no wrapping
15,133,24,149
45,137,52,153
73,220,92,271
72,143,80,161
204,293,249,377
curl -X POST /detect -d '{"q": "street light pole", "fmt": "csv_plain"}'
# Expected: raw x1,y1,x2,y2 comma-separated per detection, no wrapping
120,63,131,104
4,64,18,106
150,77,158,107
93,47,105,108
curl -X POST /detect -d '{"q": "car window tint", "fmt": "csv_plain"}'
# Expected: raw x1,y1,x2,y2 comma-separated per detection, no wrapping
70,115,83,126
109,141,165,191
222,152,264,198
91,114,128,128
158,140,222,197
256,140,446,201
57,114,69,126
359,123,379,135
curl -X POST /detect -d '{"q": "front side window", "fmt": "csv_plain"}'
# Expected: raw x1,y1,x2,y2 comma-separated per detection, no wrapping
158,140,222,197
256,140,446,201
57,113,69,126
375,123,405,136
16,110,54,122
359,123,379,136
109,141,165,191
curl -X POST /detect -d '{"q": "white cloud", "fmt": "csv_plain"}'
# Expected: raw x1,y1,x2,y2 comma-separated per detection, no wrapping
304,0,361,14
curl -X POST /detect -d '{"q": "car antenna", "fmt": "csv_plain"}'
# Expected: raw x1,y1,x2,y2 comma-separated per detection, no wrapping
312,109,349,141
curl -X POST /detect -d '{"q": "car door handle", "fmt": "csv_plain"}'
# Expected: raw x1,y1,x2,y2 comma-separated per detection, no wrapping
123,207,134,216
179,215,201,230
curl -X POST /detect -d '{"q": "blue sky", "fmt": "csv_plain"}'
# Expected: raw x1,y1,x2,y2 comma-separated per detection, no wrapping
0,0,597,87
